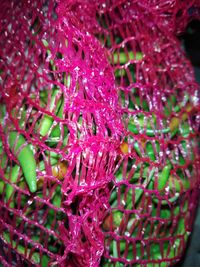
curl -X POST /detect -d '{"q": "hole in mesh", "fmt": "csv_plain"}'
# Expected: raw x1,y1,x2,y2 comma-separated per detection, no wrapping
114,68,130,87
66,188,72,195
126,243,133,260
48,60,56,73
81,235,87,243
114,29,123,45
176,9,183,18
87,217,92,223
73,43,79,53
128,94,137,111
113,7,123,21
46,234,64,255
70,196,79,215
107,126,112,137
30,17,42,36
127,64,136,83
37,152,44,162
112,210,123,229
109,187,118,207
119,239,128,258
99,256,107,266
118,89,126,107
81,50,85,60
115,157,138,183
190,110,197,123
103,34,112,47
56,51,62,59
148,241,162,260
64,217,69,230
96,13,109,29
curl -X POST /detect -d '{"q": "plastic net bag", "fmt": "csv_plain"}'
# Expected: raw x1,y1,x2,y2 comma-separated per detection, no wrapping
0,1,123,266
0,0,200,267
56,0,200,266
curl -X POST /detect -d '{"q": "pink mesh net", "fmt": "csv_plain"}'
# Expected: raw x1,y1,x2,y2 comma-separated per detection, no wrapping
72,2,200,266
0,0,200,267
0,1,123,266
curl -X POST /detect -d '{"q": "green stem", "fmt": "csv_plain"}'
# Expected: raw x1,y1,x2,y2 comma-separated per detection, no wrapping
153,193,179,205
128,120,170,137
113,240,121,266
39,88,62,136
50,97,65,138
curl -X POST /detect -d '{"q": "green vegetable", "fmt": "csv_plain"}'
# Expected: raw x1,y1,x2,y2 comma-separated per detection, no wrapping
5,165,20,208
39,42,70,139
0,146,7,169
168,175,190,192
128,116,170,137
0,104,6,125
157,164,172,191
50,96,65,138
146,142,156,161
113,51,143,65
112,240,124,267
0,180,4,194
8,131,37,193
133,141,142,156
39,88,62,136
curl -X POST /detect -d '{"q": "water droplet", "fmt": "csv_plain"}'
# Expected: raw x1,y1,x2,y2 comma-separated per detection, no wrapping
27,200,33,205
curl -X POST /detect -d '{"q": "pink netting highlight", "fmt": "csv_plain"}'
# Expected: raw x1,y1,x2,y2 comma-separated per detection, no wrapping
0,0,200,267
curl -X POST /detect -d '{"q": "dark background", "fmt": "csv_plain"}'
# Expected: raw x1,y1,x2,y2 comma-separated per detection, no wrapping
175,19,200,267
